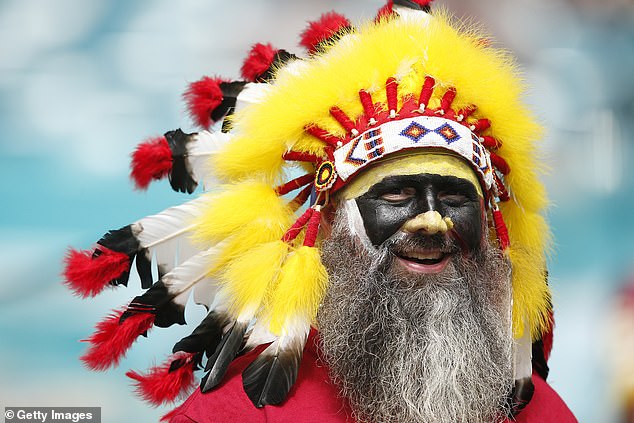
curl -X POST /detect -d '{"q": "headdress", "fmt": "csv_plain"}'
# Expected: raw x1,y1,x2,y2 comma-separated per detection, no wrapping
64,0,554,414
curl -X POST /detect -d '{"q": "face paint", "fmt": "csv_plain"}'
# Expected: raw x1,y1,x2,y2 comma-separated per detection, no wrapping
355,173,483,253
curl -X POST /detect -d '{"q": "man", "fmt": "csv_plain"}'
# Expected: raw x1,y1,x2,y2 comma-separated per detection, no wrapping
64,1,576,421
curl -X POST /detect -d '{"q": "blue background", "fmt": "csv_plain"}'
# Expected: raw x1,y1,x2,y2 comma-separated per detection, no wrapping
1,1,633,421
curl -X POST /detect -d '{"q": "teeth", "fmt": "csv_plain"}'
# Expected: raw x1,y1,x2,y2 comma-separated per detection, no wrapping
404,251,443,261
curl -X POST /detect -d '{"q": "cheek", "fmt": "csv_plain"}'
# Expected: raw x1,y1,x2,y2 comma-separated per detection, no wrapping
442,201,483,253
355,199,417,246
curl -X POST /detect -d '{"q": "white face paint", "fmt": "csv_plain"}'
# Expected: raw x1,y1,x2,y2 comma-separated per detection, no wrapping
342,198,376,251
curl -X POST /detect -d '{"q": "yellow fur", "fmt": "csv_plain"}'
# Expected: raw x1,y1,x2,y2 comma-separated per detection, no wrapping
205,12,551,339
207,218,292,277
220,240,289,317
193,181,293,245
267,246,328,335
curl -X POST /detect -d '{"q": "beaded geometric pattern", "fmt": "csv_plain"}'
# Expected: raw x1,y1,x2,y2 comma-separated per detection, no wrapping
334,115,493,188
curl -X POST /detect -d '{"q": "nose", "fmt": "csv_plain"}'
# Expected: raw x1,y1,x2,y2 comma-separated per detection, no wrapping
401,210,454,235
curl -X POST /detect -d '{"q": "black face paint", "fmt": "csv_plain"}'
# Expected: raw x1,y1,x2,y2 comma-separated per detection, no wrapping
355,173,483,253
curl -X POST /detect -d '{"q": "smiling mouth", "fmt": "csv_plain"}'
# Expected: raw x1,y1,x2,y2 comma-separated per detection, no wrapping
394,250,451,273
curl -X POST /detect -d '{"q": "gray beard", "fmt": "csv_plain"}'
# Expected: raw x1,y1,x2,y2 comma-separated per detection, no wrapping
317,207,514,423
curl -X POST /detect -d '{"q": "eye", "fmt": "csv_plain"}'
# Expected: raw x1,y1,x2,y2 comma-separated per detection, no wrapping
438,191,468,206
380,187,416,202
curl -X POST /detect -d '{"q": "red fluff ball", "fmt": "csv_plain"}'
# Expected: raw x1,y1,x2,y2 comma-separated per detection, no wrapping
81,308,155,371
63,247,130,298
375,0,395,21
300,11,351,54
183,76,225,129
130,136,172,190
127,352,196,406
241,43,278,82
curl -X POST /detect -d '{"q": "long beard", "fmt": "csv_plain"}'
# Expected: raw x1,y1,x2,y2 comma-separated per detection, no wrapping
317,207,514,423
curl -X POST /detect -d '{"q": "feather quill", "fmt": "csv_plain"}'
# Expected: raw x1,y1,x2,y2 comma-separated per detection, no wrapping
200,320,249,392
242,321,309,407
133,196,207,285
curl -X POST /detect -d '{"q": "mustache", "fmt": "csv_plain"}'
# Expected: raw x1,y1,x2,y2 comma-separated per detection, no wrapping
383,232,461,257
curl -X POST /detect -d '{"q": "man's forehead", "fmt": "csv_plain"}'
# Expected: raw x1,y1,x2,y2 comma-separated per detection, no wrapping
340,151,484,200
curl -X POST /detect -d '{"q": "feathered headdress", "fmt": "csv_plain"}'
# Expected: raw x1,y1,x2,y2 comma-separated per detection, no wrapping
64,0,553,415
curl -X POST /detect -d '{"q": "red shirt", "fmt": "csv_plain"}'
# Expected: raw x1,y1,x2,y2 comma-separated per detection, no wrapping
166,333,576,423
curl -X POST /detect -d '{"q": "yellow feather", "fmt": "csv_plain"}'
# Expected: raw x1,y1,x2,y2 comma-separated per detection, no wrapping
193,181,292,245
220,240,289,318
267,246,328,335
212,131,287,184
208,217,292,277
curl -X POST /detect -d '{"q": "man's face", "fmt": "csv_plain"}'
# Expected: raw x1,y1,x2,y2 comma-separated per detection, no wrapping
317,164,513,423
355,172,484,265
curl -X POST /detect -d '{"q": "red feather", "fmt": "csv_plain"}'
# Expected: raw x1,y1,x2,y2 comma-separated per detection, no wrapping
126,352,197,406
130,135,172,190
63,247,130,298
241,43,277,82
410,0,433,6
183,76,225,129
300,11,351,54
375,0,395,21
81,308,155,371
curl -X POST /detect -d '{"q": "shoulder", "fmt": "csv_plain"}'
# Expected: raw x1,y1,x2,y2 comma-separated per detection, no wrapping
513,374,577,423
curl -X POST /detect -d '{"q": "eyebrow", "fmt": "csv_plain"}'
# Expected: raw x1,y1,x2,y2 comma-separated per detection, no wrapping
364,173,479,198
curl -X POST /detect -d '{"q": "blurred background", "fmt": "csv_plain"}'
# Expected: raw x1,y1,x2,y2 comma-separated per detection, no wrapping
1,0,633,421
